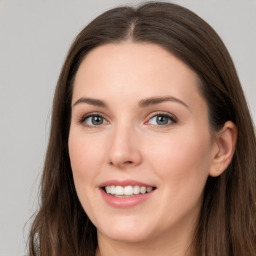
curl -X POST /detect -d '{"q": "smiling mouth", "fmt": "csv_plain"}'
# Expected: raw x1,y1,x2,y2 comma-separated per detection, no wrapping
102,185,156,197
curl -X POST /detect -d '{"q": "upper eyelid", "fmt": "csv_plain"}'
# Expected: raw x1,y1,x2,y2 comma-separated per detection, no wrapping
82,111,108,119
146,111,177,121
79,112,109,124
144,113,177,129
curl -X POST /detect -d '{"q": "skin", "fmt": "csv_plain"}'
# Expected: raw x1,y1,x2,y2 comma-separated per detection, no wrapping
68,42,237,256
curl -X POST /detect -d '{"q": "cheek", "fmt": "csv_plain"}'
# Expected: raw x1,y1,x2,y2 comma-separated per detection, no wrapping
146,129,212,226
68,131,103,177
146,127,212,195
156,125,210,167
68,130,106,209
68,131,105,218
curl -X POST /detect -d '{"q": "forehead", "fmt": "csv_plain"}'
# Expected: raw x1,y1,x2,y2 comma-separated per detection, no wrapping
72,42,205,110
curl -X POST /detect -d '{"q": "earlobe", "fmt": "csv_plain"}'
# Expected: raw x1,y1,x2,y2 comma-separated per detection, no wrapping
209,121,238,177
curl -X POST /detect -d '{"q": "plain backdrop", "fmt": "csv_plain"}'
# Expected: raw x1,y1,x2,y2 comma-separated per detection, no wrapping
0,0,255,255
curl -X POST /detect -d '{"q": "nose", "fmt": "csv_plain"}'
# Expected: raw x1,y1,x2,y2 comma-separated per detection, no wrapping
107,125,142,168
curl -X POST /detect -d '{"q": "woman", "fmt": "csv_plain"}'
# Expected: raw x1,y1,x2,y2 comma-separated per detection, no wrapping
28,2,256,256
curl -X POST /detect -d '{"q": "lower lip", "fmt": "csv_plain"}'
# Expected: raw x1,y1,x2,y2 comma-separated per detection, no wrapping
100,189,156,208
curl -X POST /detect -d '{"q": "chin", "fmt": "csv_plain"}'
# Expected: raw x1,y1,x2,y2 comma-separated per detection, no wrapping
96,218,154,243
100,229,151,243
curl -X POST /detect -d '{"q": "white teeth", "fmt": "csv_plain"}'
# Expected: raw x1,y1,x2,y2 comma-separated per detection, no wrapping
140,186,146,194
106,186,111,194
110,185,116,195
123,185,133,196
146,187,153,193
133,185,140,195
104,185,154,196
115,186,124,195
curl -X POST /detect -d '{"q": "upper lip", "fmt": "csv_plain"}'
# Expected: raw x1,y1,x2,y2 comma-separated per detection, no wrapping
99,179,156,188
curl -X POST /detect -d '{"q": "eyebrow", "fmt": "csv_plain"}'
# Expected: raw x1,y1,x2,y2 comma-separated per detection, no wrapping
138,96,189,109
72,96,189,109
73,97,107,108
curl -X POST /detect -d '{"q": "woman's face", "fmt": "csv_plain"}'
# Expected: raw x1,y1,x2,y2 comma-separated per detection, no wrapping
69,43,218,245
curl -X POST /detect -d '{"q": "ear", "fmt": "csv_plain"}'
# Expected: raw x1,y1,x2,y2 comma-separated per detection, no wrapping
209,121,238,177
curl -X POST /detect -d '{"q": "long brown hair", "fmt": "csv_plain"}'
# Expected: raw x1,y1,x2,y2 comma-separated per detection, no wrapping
28,2,256,255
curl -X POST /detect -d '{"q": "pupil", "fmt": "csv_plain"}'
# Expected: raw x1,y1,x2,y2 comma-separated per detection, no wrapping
157,116,168,125
92,116,103,125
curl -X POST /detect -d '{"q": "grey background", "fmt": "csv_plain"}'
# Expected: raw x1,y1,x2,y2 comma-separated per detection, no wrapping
0,0,255,255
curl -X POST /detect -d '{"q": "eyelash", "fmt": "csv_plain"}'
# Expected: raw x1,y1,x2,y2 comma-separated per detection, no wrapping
78,112,177,128
146,112,177,127
78,112,108,128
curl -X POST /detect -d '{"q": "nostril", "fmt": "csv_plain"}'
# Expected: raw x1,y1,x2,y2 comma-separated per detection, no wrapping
108,160,134,166
124,161,133,164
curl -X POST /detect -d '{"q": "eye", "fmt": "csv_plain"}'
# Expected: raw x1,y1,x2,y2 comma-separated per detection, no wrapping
80,113,108,127
147,113,177,126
